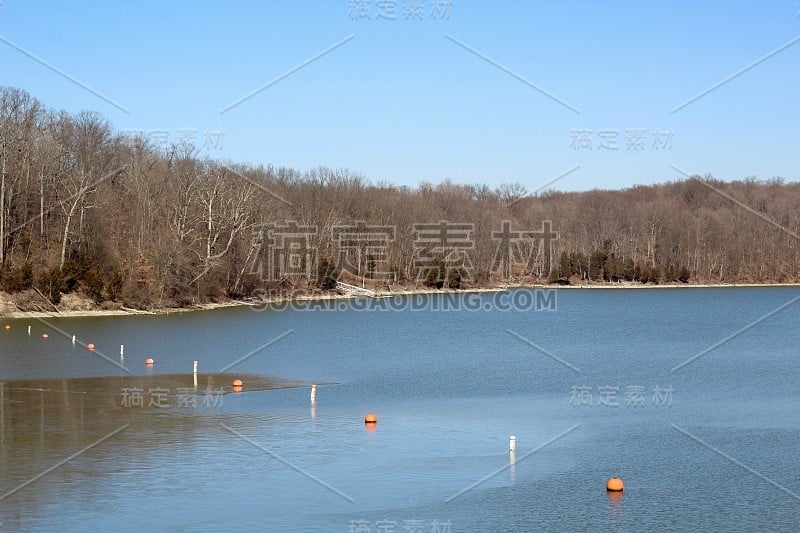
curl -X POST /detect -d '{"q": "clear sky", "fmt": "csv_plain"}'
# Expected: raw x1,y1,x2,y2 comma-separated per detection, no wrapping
1,1,798,192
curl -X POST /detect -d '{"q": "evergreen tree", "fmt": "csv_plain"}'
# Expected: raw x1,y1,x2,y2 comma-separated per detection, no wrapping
623,257,635,281
678,265,691,283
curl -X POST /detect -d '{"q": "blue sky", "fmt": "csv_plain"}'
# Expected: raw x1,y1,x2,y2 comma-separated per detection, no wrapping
1,1,798,191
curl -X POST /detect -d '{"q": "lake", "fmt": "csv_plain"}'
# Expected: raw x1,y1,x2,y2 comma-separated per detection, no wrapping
1,287,799,531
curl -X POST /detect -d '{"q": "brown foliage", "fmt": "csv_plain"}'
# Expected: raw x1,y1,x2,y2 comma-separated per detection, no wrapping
0,87,798,308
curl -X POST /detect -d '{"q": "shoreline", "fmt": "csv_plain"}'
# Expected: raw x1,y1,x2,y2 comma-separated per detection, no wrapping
2,282,799,319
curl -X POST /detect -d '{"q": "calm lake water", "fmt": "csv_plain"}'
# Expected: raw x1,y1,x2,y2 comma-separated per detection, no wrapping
1,287,799,531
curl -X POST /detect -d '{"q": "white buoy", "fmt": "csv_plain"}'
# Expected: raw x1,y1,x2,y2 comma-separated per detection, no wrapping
509,447,516,484
193,360,198,374
120,344,124,356
310,384,317,402
27,325,31,335
509,435,516,452
71,335,76,345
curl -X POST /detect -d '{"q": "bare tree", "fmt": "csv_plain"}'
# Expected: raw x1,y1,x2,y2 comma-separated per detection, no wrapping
51,111,122,270
190,163,257,285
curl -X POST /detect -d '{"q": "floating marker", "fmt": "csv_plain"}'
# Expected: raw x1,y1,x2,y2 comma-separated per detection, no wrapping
509,435,516,452
42,333,49,339
606,477,624,492
27,325,31,335
193,361,198,373
72,335,76,345
87,343,95,350
365,413,378,424
120,344,124,356
310,384,317,402
145,358,154,365
232,379,243,387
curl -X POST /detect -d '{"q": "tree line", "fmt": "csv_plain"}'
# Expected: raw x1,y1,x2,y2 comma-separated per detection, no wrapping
1,86,798,310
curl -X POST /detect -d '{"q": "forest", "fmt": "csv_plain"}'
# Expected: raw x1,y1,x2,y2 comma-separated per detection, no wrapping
1,86,798,310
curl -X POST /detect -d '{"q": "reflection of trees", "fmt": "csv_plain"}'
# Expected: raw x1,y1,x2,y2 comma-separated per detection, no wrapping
0,373,305,525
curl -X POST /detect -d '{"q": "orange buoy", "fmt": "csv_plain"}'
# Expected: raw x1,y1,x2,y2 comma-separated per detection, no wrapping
606,477,624,492
42,333,49,339
4,325,10,330
145,358,154,365
87,343,95,350
232,379,243,387
364,413,378,424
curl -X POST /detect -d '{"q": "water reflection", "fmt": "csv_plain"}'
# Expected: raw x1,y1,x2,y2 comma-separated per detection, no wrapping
0,372,315,524
607,490,624,521
1,288,798,530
